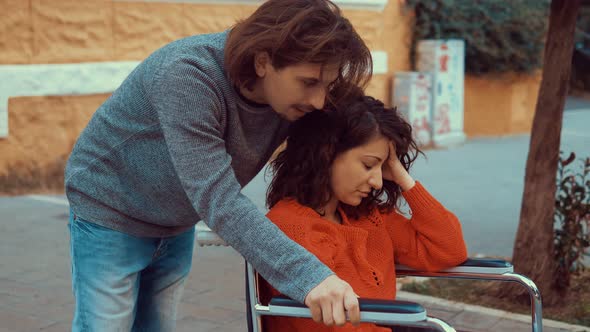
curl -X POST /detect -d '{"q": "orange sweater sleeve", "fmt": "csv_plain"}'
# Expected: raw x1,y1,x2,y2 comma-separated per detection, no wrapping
384,181,468,271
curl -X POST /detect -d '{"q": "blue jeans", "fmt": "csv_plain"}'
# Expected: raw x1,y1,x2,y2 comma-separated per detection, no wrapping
68,211,195,332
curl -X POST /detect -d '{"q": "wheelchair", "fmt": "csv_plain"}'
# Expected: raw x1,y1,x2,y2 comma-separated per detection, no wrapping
195,221,543,332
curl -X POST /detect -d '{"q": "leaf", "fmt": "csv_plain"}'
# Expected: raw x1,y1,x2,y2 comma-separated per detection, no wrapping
563,152,576,166
554,152,590,276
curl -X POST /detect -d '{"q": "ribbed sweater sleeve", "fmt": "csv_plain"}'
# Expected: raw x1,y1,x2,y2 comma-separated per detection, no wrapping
384,182,468,271
148,58,333,303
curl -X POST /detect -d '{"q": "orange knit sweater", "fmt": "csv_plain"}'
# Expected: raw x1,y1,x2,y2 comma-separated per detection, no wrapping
261,182,468,332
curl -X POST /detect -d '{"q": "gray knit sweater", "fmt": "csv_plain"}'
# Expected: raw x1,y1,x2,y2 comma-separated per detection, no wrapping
64,31,333,303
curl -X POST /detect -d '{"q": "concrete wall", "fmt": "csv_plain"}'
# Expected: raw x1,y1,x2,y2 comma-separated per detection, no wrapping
465,72,542,137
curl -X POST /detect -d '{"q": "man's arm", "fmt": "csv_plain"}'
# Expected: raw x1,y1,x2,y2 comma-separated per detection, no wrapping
148,58,360,326
148,58,330,300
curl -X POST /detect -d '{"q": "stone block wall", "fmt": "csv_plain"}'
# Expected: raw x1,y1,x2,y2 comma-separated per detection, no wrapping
0,1,408,67
0,0,410,193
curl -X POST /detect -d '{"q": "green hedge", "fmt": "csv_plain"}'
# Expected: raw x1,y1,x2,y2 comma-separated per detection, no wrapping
405,0,550,76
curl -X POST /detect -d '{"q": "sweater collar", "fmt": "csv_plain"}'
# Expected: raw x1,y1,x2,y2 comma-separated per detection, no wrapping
276,199,352,226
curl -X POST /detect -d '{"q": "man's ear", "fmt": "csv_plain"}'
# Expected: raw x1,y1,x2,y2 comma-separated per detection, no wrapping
254,52,271,78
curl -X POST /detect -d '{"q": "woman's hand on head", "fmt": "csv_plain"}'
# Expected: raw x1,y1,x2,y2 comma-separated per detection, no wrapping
382,142,416,191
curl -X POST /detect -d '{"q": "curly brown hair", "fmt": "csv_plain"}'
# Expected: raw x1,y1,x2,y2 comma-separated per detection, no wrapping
266,94,423,219
224,0,372,104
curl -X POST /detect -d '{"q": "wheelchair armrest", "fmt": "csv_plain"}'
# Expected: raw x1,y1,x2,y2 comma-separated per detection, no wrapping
396,258,513,276
266,296,427,324
395,259,543,332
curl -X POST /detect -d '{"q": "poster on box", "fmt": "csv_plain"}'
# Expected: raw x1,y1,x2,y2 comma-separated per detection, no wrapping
393,72,432,146
417,39,466,147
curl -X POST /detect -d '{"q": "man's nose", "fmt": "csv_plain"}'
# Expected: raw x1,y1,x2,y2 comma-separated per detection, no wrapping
309,87,327,110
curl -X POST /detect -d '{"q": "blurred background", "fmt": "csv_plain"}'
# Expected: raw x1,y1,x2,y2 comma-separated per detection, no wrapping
0,0,588,331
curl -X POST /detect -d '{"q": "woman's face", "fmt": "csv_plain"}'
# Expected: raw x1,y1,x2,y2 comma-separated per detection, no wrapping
329,134,390,206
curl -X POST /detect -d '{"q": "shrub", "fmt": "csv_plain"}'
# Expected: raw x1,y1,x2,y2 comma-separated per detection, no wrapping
554,152,590,289
405,0,550,75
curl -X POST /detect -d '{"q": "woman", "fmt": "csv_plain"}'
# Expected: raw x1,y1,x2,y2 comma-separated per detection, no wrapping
262,93,468,331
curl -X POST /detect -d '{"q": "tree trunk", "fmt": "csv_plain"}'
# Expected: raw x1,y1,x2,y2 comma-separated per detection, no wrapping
511,0,580,306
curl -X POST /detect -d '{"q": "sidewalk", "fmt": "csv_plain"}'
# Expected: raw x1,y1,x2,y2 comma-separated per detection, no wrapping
0,195,588,331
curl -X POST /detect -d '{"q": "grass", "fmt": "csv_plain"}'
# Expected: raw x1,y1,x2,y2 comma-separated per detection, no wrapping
401,270,590,327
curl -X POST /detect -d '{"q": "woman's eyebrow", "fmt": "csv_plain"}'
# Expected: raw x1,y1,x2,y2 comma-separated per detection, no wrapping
363,155,383,162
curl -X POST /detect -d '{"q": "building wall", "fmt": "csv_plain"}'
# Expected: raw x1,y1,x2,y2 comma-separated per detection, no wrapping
464,72,541,137
0,0,540,193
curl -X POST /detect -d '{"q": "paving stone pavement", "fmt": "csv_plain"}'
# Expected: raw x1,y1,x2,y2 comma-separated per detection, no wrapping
1,196,587,331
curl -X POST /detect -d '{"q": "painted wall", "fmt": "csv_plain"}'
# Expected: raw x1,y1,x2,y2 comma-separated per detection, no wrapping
465,72,542,137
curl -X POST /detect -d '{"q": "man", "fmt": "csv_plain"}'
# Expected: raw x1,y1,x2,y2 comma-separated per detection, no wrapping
65,0,373,330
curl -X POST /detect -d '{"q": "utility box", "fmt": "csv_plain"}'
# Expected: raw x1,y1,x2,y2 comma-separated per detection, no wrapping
416,39,466,147
392,72,432,147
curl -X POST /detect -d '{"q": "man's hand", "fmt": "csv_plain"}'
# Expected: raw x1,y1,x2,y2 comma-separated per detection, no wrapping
304,275,360,326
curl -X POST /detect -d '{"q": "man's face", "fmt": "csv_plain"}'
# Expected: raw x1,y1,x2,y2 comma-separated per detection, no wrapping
257,56,340,122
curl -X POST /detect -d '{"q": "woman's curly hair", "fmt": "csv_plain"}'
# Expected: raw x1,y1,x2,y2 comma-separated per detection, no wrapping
266,93,423,219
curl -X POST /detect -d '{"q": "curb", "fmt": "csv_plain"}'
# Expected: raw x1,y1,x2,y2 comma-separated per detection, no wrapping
397,291,590,331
